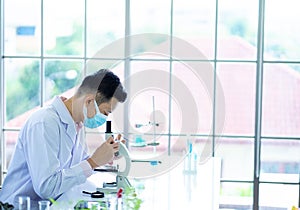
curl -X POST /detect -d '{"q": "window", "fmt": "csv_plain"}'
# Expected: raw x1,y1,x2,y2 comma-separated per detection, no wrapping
1,0,299,209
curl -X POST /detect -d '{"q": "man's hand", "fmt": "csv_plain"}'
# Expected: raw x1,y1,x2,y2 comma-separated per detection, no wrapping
116,133,126,144
106,134,127,165
88,136,119,169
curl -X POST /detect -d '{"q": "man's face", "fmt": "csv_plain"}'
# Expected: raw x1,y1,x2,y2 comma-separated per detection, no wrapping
84,96,119,120
98,97,119,116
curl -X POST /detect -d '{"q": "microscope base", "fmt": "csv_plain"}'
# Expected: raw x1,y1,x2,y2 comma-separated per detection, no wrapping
97,175,132,194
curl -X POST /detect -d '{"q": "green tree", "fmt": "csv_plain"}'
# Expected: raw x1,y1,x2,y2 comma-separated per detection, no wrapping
47,22,83,56
7,23,83,121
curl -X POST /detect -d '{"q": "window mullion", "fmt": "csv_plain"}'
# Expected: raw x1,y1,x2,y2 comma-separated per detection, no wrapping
0,0,5,185
254,0,266,209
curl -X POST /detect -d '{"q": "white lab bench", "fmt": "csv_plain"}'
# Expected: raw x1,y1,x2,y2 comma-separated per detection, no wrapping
50,157,221,210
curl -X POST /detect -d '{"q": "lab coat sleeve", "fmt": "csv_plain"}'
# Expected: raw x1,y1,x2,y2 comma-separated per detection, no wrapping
23,119,88,199
80,159,93,177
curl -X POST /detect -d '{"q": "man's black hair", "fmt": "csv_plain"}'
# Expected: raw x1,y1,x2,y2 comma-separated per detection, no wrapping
76,69,127,104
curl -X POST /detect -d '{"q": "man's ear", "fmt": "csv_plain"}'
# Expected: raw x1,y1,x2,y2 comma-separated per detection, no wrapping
84,94,96,106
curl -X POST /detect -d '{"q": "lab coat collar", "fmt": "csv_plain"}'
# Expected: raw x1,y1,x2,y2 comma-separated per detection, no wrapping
51,96,77,141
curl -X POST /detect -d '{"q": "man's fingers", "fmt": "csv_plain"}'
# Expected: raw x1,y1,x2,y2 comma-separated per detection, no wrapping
112,142,119,150
106,136,114,144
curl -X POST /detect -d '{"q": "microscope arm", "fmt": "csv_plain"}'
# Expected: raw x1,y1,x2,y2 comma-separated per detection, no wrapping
117,141,131,177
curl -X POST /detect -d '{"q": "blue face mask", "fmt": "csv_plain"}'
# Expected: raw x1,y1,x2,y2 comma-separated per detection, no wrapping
83,100,107,129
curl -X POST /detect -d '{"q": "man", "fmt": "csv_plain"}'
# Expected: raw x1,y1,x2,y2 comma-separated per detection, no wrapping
0,69,127,208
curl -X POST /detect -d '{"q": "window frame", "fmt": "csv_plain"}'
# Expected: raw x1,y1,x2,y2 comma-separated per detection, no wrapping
0,0,299,208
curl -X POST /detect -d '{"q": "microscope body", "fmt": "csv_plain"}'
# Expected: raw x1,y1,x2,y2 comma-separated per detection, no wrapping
96,142,132,193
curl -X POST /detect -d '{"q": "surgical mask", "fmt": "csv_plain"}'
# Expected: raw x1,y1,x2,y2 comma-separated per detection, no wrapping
83,100,107,128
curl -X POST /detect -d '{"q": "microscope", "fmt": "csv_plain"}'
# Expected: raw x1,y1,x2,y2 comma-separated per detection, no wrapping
95,140,132,194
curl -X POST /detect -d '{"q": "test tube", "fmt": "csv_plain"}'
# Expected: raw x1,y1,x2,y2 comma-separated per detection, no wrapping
38,200,50,210
18,196,30,210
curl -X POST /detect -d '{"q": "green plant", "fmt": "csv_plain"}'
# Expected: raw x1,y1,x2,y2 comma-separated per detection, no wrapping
237,185,253,197
122,187,143,210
